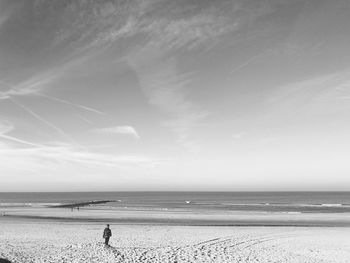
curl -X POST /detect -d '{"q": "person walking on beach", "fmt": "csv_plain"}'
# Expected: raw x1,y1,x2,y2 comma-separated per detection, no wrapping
103,224,112,246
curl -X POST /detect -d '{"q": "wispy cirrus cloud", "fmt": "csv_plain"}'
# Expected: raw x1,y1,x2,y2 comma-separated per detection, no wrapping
93,125,140,139
267,70,350,116
76,1,238,52
0,64,106,114
120,1,277,151
130,57,207,150
0,0,267,153
0,120,44,148
139,12,236,52
0,121,13,135
0,73,56,98
0,144,163,175
91,0,280,53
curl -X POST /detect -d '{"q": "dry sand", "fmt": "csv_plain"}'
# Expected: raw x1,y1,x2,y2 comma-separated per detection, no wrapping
1,219,350,263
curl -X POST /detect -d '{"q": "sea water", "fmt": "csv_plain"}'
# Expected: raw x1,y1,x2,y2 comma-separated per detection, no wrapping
1,191,350,213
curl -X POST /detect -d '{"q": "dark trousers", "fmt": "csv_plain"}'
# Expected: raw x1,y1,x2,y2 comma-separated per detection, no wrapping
104,237,110,245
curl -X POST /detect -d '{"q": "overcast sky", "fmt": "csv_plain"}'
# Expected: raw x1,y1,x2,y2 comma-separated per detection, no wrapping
1,0,350,191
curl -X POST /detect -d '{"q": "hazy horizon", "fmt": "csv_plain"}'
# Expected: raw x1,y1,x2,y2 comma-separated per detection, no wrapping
1,0,350,191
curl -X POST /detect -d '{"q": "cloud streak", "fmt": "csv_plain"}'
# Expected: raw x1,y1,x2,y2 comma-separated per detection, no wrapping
0,144,162,170
93,126,140,139
1,73,105,116
9,97,71,140
0,121,44,148
231,50,273,74
267,70,350,115
37,93,106,116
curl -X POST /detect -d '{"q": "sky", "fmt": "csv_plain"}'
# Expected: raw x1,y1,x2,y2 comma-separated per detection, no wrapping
1,0,350,191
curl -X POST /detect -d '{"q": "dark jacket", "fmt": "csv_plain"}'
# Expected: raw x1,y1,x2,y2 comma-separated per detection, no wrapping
103,228,112,238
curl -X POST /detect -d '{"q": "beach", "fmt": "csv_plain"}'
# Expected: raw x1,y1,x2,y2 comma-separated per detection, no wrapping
1,218,350,263
1,192,350,262
1,206,350,262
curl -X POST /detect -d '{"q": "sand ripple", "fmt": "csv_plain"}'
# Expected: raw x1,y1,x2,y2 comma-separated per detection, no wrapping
1,224,350,263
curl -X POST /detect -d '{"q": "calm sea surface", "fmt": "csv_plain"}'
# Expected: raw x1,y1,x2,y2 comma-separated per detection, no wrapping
1,192,350,213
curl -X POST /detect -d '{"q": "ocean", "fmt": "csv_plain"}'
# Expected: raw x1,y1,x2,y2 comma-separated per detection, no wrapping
1,191,350,213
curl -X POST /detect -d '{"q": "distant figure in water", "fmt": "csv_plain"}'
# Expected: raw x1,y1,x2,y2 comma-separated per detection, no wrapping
103,224,112,245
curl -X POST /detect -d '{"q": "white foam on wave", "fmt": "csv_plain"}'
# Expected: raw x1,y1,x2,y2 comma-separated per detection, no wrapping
320,204,343,207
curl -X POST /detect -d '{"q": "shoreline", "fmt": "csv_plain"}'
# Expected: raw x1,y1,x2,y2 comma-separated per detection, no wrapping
4,216,350,228
2,207,350,227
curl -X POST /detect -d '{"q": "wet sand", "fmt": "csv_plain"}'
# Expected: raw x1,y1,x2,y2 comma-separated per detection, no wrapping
2,206,350,226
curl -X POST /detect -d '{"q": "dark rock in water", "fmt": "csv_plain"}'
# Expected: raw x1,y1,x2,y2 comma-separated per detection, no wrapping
0,259,11,263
